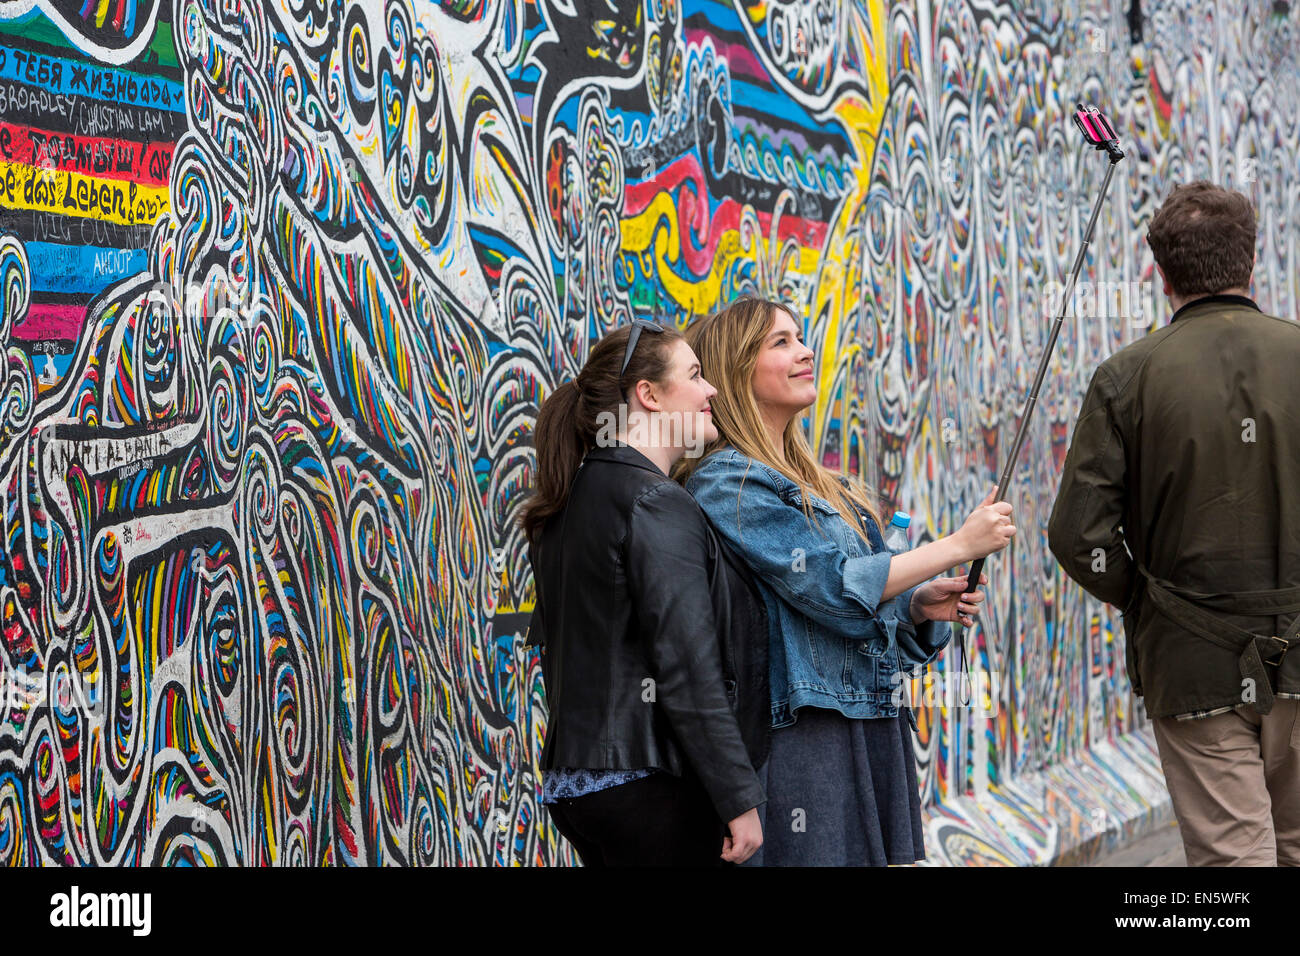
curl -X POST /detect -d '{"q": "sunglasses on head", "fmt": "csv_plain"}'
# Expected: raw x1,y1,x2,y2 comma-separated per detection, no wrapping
619,318,669,382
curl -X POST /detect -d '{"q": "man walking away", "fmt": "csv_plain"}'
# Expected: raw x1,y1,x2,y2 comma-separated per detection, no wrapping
1048,181,1300,867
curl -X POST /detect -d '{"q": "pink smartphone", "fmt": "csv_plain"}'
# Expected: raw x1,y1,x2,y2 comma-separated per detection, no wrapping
1073,103,1120,147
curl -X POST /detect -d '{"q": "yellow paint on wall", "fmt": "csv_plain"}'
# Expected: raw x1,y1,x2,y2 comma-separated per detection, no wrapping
621,195,823,319
805,0,890,453
615,0,892,465
0,162,170,227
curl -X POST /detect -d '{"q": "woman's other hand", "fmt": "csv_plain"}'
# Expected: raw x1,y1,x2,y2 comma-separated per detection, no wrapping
956,486,1015,559
909,573,988,627
722,807,763,864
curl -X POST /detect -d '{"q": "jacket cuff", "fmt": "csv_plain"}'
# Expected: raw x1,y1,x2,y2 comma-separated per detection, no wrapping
841,552,891,616
895,615,953,671
709,777,766,825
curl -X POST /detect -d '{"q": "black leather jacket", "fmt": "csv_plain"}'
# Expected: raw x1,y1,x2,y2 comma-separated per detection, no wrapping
526,444,768,823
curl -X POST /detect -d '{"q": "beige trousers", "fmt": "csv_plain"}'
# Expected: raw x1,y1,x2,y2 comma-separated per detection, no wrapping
1152,698,1300,866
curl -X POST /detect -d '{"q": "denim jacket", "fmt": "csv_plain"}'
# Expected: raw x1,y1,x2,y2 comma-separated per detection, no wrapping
685,447,952,728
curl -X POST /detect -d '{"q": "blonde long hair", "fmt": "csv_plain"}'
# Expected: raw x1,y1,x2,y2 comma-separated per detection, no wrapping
674,296,885,540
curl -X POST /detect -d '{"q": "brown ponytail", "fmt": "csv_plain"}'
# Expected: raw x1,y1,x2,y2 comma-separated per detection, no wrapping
520,322,684,545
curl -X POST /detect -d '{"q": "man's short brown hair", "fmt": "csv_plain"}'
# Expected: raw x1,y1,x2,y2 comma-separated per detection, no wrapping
1146,182,1256,297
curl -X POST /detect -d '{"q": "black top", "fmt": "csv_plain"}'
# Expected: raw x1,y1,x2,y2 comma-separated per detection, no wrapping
526,444,769,822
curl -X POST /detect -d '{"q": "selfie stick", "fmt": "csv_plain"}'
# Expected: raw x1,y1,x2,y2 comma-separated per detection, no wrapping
955,105,1125,669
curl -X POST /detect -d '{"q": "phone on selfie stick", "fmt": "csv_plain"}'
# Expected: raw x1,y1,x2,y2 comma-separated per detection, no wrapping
953,104,1125,703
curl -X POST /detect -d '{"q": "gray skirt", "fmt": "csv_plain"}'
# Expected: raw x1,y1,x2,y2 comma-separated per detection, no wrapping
745,706,926,866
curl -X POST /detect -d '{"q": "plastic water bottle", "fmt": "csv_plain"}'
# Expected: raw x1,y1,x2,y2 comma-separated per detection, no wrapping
883,511,919,695
883,511,911,554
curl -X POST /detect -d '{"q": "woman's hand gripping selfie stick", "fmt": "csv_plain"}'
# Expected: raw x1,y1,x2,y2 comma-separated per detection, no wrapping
952,105,1125,699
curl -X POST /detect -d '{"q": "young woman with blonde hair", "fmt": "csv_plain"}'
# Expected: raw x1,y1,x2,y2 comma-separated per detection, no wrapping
677,297,1015,866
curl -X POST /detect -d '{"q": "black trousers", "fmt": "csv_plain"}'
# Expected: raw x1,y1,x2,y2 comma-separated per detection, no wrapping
546,771,728,867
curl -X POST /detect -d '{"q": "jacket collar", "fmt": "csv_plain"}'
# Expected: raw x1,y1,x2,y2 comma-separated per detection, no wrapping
583,443,668,476
1170,293,1260,324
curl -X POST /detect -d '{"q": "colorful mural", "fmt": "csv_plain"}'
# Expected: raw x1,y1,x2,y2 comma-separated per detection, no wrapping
0,0,1296,865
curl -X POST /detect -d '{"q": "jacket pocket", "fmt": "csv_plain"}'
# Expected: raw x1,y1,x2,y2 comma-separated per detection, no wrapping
857,621,889,656
779,487,864,555
803,616,823,673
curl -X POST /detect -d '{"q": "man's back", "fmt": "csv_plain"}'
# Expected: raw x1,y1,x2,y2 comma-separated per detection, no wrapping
1119,298,1300,587
1051,181,1300,866
1049,295,1300,717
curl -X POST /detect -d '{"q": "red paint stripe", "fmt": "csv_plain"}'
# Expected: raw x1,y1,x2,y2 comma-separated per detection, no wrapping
11,302,86,341
0,122,173,187
685,29,770,81
625,152,709,218
626,153,828,275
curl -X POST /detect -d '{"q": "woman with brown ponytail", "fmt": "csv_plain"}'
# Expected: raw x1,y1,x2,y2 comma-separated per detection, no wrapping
677,297,1016,866
521,320,769,866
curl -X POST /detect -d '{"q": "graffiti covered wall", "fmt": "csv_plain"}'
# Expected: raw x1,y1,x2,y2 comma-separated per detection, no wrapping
0,0,1295,865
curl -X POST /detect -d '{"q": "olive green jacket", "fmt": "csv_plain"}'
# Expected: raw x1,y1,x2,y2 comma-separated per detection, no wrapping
1048,295,1300,718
